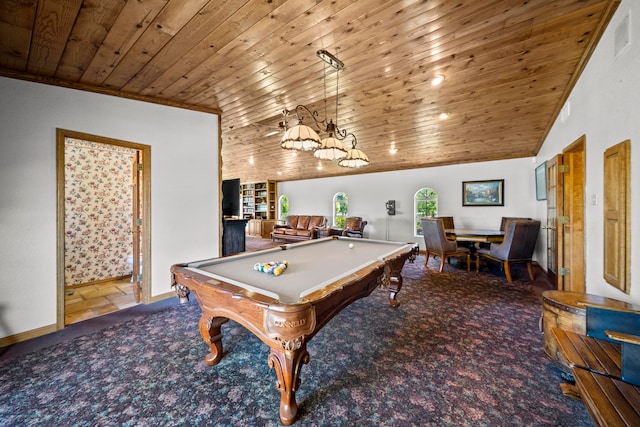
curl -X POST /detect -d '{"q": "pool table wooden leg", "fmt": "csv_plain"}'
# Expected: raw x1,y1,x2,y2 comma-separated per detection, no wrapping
383,260,405,307
387,274,402,307
268,345,310,425
198,314,229,366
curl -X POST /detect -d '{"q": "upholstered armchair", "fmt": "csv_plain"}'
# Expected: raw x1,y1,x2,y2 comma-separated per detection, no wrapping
434,216,455,230
499,216,532,231
434,215,471,249
476,219,540,282
479,216,533,250
421,218,470,272
328,217,368,238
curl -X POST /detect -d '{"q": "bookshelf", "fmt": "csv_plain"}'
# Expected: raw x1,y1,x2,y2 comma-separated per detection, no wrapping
241,181,277,237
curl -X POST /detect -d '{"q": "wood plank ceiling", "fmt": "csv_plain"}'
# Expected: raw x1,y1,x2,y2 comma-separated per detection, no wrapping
0,0,619,183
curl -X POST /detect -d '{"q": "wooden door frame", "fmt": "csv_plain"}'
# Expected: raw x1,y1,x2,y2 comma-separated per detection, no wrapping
559,135,586,292
131,151,143,302
55,129,151,329
545,154,562,287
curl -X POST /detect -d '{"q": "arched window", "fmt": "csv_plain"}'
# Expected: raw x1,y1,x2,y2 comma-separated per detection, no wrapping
414,188,438,235
278,195,289,222
333,192,348,227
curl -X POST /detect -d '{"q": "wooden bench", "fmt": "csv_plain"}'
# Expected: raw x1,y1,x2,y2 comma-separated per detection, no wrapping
551,303,640,426
552,328,622,379
572,367,640,427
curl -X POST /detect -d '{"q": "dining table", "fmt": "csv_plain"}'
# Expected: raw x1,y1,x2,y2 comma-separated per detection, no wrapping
445,228,505,243
445,228,505,259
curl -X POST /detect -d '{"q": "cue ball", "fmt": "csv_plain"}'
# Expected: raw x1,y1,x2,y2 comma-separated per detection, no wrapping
348,243,354,249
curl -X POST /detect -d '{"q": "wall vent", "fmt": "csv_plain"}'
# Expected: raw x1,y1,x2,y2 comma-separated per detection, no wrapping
560,101,570,123
614,12,631,59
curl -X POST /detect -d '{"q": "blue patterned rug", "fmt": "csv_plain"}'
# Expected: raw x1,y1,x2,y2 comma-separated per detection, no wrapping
0,255,589,426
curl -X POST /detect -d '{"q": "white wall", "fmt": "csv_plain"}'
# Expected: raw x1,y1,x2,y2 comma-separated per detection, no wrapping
535,0,639,305
0,77,219,339
280,157,537,246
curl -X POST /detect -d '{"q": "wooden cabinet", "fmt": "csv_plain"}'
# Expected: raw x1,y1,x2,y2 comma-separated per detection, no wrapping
247,218,277,238
241,181,277,220
242,181,277,238
222,219,249,256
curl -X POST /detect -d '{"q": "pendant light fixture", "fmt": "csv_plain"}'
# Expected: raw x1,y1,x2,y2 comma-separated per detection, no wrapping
314,57,347,160
313,120,347,160
279,50,368,167
280,107,322,151
338,144,370,168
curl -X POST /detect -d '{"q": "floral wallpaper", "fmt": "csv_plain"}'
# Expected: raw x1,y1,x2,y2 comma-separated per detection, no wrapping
64,138,136,286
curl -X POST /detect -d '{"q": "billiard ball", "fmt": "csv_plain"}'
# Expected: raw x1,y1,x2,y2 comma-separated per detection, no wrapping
348,243,354,249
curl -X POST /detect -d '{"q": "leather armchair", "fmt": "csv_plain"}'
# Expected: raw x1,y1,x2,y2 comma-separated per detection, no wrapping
476,219,540,282
421,218,470,272
328,217,368,238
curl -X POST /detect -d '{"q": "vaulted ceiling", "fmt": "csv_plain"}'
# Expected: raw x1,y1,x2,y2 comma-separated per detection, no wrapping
0,0,619,182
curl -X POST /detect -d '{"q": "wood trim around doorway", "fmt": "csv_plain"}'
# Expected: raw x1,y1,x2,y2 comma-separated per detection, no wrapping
55,129,152,330
559,135,586,293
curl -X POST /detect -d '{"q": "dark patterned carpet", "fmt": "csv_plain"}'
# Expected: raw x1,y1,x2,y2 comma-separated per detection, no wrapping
0,244,590,426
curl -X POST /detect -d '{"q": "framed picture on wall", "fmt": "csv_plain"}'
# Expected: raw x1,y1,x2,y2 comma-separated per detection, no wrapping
462,179,504,206
535,162,547,201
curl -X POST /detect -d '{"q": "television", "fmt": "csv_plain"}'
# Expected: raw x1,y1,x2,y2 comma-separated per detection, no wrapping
222,178,241,218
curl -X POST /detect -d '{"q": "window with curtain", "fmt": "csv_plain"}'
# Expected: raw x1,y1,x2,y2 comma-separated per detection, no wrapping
333,192,348,227
278,194,289,222
414,187,438,235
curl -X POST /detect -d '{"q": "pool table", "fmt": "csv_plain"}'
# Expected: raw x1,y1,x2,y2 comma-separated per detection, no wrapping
171,236,418,425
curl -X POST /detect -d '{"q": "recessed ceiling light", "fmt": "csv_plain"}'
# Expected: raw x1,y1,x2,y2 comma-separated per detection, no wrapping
389,148,398,154
439,112,449,120
264,130,280,137
248,156,254,164
277,171,282,175
431,74,445,86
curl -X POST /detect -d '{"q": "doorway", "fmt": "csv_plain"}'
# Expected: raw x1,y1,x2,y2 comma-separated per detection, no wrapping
56,129,151,328
546,136,585,292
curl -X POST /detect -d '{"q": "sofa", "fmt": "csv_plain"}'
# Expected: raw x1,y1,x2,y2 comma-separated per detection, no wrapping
271,215,327,243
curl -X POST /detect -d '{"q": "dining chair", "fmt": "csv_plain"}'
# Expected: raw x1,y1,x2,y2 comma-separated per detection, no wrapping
433,216,455,230
435,215,476,250
476,219,540,282
499,217,532,231
478,216,532,250
421,218,470,272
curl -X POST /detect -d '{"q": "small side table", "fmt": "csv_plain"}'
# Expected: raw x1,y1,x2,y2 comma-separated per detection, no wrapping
317,227,353,238
317,227,332,238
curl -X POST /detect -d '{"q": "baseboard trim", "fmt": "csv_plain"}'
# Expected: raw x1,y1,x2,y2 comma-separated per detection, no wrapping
150,291,175,303
1,293,176,349
0,324,58,348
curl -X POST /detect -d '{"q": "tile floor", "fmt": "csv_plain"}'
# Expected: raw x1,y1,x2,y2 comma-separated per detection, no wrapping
64,278,138,325
63,238,274,326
